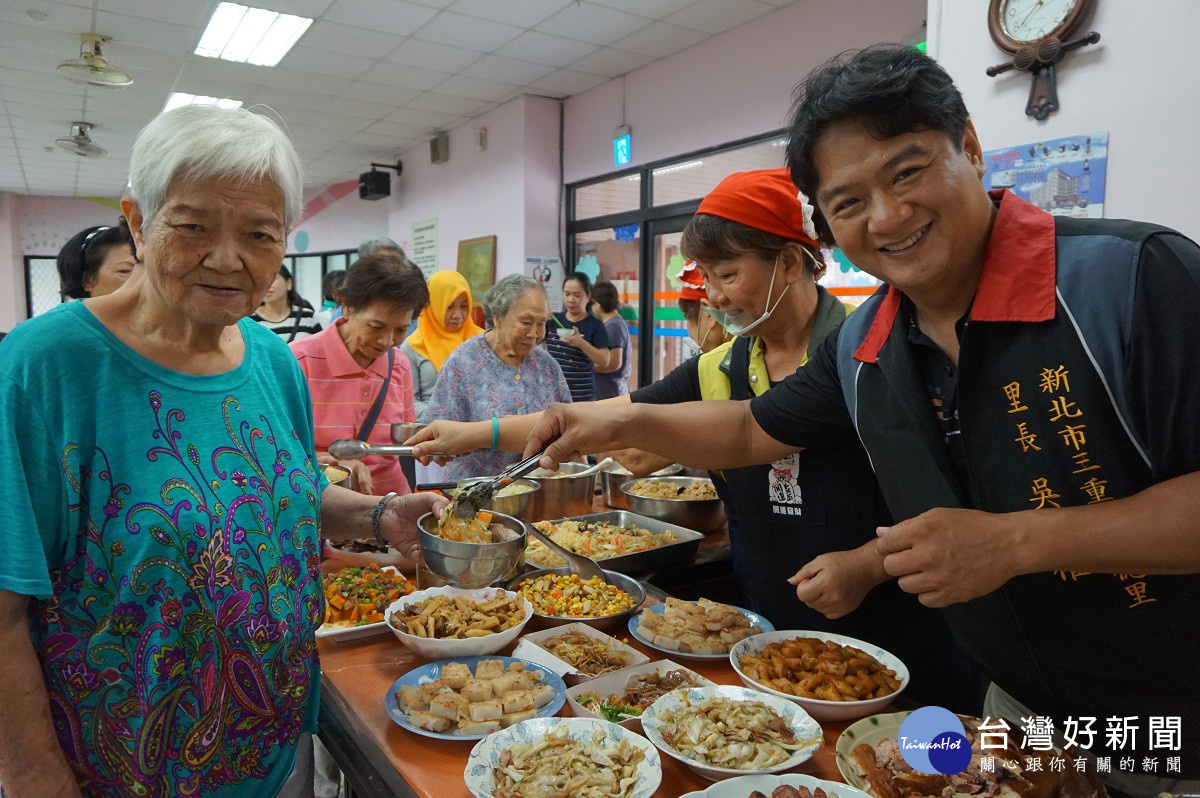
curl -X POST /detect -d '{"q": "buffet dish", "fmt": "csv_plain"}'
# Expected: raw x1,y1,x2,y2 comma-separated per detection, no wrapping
525,511,703,573
619,476,726,533
639,685,823,781
679,774,873,798
512,622,649,679
601,462,684,509
565,659,714,728
384,585,532,658
730,631,909,721
508,567,646,633
317,563,415,641
628,598,774,659
385,656,566,740
463,716,662,798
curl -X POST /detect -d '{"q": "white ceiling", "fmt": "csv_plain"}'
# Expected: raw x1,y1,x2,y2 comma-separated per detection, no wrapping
0,0,795,199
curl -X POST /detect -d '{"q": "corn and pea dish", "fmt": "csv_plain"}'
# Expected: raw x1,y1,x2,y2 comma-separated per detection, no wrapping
514,573,637,618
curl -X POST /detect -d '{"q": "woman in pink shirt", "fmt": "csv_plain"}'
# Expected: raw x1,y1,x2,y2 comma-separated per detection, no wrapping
291,254,429,495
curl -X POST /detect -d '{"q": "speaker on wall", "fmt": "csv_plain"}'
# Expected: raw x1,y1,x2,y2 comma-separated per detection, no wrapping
430,133,449,164
359,170,390,201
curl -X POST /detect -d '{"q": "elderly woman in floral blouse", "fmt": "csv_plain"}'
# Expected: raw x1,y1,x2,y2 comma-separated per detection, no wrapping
419,275,571,479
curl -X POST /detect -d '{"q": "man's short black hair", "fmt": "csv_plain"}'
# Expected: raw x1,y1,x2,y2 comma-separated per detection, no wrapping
786,44,970,245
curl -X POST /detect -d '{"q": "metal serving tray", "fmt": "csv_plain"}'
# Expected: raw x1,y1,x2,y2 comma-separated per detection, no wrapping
525,510,703,575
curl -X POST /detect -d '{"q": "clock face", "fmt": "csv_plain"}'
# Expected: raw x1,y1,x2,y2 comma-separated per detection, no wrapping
1001,0,1080,43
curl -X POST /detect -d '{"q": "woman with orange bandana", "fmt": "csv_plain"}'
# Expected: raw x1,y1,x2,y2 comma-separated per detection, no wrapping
401,270,484,417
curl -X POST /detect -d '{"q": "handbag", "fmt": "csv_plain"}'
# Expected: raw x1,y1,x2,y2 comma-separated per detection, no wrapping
355,347,395,441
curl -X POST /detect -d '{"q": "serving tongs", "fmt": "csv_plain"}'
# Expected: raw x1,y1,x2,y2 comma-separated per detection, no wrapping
450,450,546,518
328,439,453,461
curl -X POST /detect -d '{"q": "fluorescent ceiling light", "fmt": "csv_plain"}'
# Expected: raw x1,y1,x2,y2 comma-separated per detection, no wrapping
653,160,703,176
164,93,245,113
195,2,312,67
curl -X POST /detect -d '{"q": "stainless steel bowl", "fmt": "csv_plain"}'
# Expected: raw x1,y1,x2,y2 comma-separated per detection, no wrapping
618,476,725,534
525,461,597,519
601,462,683,510
506,567,646,634
391,421,426,443
417,510,527,589
455,477,541,519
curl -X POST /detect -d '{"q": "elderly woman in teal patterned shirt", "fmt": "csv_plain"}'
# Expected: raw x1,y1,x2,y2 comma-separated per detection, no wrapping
0,105,444,798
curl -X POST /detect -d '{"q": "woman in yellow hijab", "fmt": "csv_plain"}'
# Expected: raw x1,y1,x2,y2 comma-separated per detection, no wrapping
400,269,484,415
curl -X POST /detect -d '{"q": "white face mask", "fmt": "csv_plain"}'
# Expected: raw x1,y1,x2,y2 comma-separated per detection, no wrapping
700,253,790,336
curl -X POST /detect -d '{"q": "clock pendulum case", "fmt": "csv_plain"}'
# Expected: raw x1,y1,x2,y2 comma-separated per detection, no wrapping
985,0,1101,120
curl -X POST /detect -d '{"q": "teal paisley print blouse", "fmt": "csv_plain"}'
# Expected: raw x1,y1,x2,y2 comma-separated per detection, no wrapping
0,303,326,798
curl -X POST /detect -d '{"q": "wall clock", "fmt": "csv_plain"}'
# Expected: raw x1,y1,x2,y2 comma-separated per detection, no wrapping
986,0,1101,120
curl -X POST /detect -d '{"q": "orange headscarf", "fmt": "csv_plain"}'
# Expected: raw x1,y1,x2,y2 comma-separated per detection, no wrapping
406,270,483,370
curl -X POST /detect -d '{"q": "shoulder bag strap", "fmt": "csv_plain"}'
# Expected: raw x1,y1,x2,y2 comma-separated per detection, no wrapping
356,347,395,441
728,335,754,401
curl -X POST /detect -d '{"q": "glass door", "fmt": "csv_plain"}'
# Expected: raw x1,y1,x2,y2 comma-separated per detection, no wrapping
642,216,694,386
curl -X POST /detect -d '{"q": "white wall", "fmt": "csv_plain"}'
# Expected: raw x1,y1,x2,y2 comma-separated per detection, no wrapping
563,0,927,184
931,0,1200,239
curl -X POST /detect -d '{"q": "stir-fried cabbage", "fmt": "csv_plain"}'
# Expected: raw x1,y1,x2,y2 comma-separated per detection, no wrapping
493,727,645,798
657,695,816,771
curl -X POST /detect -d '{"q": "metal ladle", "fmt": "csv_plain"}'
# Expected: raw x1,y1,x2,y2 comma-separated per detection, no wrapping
525,524,606,582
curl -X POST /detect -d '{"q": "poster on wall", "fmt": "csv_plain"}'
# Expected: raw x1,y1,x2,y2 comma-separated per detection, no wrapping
456,235,497,304
410,218,438,277
525,256,563,312
982,131,1107,218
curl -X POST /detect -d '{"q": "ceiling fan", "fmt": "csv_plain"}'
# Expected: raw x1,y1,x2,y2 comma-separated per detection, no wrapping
56,122,108,158
57,33,133,89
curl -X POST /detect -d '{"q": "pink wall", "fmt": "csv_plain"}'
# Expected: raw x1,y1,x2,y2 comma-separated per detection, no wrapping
563,0,926,183
292,179,390,253
385,95,541,280
18,195,125,256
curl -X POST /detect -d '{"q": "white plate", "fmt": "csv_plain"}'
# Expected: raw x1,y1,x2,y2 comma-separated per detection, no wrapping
384,656,566,741
384,585,531,659
512,622,649,679
565,659,714,729
463,716,661,798
835,710,911,790
316,565,413,642
729,630,908,721
322,538,407,567
627,602,775,660
680,773,873,798
640,685,822,781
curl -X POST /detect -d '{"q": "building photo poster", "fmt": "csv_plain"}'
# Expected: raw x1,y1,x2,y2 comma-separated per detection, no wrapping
982,131,1107,218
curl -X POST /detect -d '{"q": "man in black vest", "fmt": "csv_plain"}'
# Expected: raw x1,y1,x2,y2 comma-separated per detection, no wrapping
525,45,1200,797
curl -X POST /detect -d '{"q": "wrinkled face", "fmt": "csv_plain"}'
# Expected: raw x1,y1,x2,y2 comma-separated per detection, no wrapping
812,119,993,300
443,293,469,332
562,279,589,316
340,301,414,364
126,174,287,328
85,244,138,297
495,289,549,359
262,271,290,305
695,252,780,332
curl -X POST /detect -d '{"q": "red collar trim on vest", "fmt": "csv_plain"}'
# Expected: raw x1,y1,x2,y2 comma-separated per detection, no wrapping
852,189,1057,363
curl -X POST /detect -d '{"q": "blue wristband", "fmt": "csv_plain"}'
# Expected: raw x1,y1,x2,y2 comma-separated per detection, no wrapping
491,417,500,451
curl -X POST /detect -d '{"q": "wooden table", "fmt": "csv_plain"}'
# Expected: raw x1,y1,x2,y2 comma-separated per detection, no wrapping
316,620,866,798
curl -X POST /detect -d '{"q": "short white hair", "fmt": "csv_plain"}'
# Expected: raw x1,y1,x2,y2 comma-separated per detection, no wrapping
127,105,304,229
